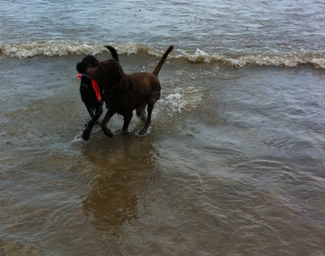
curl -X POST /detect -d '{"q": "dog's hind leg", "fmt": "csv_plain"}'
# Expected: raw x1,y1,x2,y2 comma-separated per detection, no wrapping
139,101,155,136
139,91,160,135
138,104,153,136
136,103,147,122
101,108,116,137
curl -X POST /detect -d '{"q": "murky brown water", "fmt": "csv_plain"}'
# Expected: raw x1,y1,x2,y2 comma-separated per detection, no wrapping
0,54,325,255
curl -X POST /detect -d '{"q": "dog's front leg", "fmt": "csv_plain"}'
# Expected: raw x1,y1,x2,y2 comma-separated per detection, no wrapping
101,108,116,137
94,104,103,125
122,112,133,134
82,107,103,141
85,106,95,120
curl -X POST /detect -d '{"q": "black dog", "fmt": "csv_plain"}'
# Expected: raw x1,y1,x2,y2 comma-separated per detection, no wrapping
76,46,119,140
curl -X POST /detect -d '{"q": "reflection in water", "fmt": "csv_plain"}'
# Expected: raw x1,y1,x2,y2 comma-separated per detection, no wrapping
81,135,156,231
83,169,138,230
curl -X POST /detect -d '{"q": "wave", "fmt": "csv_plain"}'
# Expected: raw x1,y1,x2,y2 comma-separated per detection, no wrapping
0,41,168,59
1,41,325,68
178,48,325,68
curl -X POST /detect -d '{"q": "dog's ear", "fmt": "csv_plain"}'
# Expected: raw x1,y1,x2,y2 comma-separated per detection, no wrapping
95,61,124,86
109,63,124,86
87,60,124,87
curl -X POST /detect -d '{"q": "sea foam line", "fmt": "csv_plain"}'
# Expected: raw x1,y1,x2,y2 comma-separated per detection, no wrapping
1,41,325,68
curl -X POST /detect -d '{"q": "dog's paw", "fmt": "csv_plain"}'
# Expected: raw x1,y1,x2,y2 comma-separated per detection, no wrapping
102,128,114,138
82,131,90,141
138,129,147,136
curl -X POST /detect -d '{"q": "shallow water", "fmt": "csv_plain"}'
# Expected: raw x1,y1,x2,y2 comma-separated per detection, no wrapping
1,54,325,255
1,0,325,255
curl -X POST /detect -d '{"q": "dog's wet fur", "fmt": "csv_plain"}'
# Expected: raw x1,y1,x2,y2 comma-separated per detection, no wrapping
75,46,119,140
85,45,174,139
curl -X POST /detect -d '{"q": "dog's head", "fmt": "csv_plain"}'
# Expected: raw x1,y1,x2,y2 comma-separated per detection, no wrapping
76,55,99,74
87,59,124,87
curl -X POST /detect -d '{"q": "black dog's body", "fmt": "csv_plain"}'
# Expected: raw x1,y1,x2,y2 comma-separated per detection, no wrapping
76,46,119,140
77,55,101,120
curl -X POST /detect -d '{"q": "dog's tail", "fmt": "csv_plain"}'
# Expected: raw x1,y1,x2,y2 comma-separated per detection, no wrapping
152,45,174,77
105,45,119,63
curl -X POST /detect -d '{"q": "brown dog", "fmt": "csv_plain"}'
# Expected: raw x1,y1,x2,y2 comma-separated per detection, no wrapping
86,45,174,138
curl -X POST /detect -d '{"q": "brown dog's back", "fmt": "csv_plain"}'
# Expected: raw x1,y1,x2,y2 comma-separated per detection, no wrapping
117,72,160,112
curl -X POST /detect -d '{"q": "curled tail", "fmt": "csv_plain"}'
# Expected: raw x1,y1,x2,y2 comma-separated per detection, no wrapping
152,45,174,77
105,45,119,63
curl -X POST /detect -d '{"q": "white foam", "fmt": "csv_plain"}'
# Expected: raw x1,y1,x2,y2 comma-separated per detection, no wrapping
1,40,325,68
71,133,84,143
188,48,210,62
0,41,108,59
156,86,203,117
